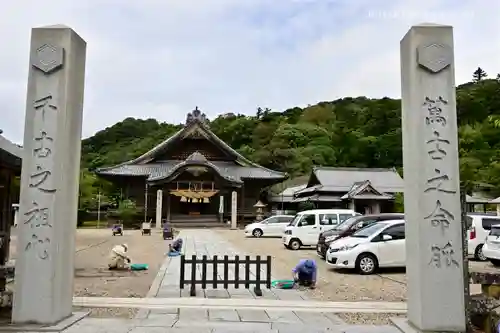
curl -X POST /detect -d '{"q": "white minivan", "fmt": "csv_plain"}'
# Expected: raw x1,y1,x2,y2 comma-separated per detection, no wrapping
282,209,359,250
326,219,406,274
482,224,500,266
467,214,500,261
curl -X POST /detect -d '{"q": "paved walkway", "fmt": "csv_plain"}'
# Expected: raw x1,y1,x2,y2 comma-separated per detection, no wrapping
61,230,401,332
138,230,349,330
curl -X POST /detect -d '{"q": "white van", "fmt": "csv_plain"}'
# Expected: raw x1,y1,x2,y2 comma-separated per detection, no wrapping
468,214,500,261
482,224,500,266
282,209,359,250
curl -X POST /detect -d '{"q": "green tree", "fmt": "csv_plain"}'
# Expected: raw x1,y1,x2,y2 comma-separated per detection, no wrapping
472,67,488,82
393,193,404,213
79,169,115,211
298,201,315,211
81,72,500,202
113,199,140,225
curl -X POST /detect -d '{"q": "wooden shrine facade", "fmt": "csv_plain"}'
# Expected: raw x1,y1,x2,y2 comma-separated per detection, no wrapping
96,108,287,223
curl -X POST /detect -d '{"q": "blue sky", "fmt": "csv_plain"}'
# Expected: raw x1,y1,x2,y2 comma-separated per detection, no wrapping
1,0,499,144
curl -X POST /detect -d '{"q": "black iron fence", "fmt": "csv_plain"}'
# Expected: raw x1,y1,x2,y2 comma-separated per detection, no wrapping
179,255,272,296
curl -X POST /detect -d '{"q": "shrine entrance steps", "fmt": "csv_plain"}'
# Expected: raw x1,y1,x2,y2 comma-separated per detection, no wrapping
169,214,229,228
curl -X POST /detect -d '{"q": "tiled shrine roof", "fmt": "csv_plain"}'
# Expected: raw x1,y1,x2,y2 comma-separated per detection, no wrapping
96,108,286,183
295,167,404,197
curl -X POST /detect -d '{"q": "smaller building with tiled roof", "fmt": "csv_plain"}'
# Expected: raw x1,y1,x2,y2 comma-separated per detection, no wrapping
96,108,287,224
270,166,404,214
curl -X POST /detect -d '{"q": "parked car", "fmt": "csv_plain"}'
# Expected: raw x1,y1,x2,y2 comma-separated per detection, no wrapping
244,215,295,237
482,224,500,266
316,213,405,259
282,209,359,250
325,219,406,275
467,214,500,261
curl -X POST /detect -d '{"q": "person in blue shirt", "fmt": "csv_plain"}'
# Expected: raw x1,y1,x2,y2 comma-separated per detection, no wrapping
292,259,317,289
168,238,183,254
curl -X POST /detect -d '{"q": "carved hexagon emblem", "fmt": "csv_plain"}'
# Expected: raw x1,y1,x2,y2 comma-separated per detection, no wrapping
417,42,452,74
32,44,64,74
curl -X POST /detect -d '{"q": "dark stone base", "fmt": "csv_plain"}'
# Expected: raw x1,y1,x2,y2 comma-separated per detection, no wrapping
0,311,88,332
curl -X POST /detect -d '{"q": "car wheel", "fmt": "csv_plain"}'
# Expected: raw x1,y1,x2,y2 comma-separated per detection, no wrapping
288,239,301,250
356,254,378,275
490,259,500,267
252,229,263,238
475,244,487,261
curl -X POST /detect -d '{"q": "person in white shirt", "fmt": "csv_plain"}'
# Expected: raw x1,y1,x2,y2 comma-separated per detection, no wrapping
108,244,131,270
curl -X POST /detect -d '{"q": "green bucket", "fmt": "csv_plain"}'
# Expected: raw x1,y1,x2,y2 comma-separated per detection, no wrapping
130,263,149,271
271,279,295,289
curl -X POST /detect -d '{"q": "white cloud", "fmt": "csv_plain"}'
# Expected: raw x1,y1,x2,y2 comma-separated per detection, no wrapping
0,0,498,144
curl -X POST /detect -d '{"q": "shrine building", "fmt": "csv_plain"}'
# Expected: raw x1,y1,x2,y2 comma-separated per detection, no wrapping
96,108,287,226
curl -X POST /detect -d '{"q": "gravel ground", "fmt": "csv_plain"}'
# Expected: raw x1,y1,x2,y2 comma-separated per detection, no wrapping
216,230,486,325
9,228,168,318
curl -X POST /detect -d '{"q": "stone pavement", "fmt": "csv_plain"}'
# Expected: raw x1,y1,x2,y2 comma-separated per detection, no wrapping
120,229,399,332
61,317,401,333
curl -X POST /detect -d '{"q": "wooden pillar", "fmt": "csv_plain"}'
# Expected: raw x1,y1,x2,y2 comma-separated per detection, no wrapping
124,180,130,198
144,182,148,222
166,192,171,221
240,183,245,222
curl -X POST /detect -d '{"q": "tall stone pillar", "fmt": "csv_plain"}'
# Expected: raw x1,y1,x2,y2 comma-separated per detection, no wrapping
394,24,465,332
12,25,87,325
231,191,237,230
156,189,163,229
12,204,19,227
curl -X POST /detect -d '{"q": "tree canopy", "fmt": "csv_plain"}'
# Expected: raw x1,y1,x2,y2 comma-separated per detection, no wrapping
79,73,500,209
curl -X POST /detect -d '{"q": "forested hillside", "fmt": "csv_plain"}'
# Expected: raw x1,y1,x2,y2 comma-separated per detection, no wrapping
79,73,500,210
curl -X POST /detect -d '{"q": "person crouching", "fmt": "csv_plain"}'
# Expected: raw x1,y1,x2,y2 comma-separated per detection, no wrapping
108,244,131,270
292,259,317,289
168,238,183,254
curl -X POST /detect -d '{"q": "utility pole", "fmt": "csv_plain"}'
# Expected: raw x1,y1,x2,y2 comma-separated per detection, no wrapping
97,190,101,229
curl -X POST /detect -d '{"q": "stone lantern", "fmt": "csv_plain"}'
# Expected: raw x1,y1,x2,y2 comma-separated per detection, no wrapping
254,200,267,221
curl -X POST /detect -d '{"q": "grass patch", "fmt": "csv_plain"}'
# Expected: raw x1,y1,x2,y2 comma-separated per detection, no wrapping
79,220,108,229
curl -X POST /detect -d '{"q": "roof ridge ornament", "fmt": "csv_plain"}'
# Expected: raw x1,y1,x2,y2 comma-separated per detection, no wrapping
185,106,208,125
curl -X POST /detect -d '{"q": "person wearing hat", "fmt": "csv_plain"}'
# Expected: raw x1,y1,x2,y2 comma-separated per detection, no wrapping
108,243,131,270
292,259,317,289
